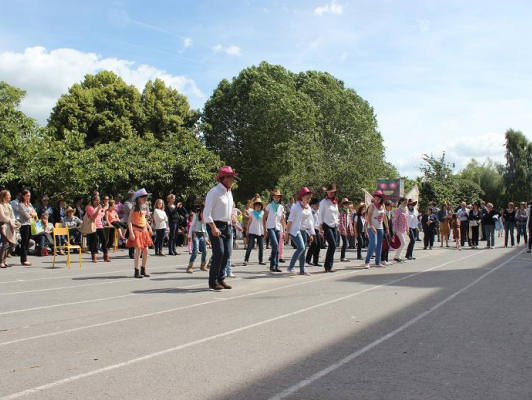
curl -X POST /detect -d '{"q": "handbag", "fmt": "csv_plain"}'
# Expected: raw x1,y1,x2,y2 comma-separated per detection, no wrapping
80,213,96,234
390,234,401,249
30,219,44,235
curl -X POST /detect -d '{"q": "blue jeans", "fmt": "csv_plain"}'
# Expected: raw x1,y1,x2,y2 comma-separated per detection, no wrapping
268,228,280,268
365,228,384,265
504,221,515,246
226,233,234,276
486,225,495,247
323,223,338,270
289,230,308,273
206,222,233,284
189,232,207,263
245,234,264,263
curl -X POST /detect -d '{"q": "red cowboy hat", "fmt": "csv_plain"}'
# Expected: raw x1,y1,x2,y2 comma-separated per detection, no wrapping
372,190,386,200
216,166,239,180
297,187,314,201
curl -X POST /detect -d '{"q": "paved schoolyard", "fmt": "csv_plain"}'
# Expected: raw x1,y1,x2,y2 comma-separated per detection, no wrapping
1,241,531,399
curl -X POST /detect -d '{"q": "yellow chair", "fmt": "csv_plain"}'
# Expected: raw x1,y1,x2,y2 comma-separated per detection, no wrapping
53,227,82,269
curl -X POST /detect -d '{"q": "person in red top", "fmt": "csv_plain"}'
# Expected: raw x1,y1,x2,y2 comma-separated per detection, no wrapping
86,196,110,264
106,200,127,247
127,189,154,278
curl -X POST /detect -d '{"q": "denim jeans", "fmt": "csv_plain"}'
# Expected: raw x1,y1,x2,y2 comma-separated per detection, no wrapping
406,228,417,258
268,228,280,268
323,224,338,270
504,221,515,246
289,230,308,273
189,232,207,263
516,224,527,245
168,222,179,253
206,222,233,284
226,233,234,276
365,228,383,264
486,225,495,247
245,234,264,263
340,234,349,259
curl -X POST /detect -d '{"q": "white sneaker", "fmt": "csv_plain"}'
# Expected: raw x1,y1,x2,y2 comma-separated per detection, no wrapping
384,261,390,266
364,263,371,269
228,273,236,278
491,246,495,249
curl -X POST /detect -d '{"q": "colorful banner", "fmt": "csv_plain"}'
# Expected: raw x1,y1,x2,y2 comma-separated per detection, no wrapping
376,179,404,204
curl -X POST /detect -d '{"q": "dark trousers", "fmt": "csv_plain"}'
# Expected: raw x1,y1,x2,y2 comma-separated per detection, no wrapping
245,234,264,263
356,234,364,259
471,225,480,246
323,223,338,270
154,228,165,254
20,225,31,263
88,228,108,255
423,228,435,248
406,228,417,258
381,233,390,262
504,221,515,247
460,220,469,247
207,222,232,284
168,222,179,253
340,234,349,259
306,231,321,265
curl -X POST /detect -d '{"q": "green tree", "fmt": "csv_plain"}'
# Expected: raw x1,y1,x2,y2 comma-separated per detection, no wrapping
459,158,505,207
503,128,532,202
48,71,144,145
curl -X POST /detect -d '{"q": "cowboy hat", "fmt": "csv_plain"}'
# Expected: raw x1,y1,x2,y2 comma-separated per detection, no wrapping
372,190,386,200
322,184,338,193
297,187,314,201
270,188,284,197
133,188,151,201
65,206,75,214
407,199,418,206
341,198,352,205
253,198,264,208
217,166,239,180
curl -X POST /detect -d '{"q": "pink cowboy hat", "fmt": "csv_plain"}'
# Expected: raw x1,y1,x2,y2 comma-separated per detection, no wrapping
372,190,386,200
217,166,239,180
297,187,314,201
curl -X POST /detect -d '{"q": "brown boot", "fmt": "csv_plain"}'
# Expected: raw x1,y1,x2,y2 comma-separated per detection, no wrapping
186,262,194,274
141,267,150,277
92,254,98,263
134,268,143,278
200,261,208,271
104,253,111,263
209,281,223,291
218,280,232,289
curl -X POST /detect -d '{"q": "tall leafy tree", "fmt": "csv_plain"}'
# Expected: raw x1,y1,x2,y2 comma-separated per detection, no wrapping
503,129,532,202
459,158,505,207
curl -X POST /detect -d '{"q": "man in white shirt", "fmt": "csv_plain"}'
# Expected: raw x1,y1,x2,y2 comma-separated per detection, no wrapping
204,166,238,291
457,202,470,247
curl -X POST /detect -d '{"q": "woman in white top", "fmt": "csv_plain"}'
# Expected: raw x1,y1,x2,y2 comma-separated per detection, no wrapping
285,187,316,276
244,198,266,266
318,184,339,272
153,199,168,257
263,189,286,272
0,190,17,268
364,190,389,269
187,204,209,273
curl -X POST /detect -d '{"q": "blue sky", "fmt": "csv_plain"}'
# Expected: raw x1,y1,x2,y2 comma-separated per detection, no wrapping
1,0,531,177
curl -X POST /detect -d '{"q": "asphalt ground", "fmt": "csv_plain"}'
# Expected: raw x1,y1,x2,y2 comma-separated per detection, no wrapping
0,239,531,400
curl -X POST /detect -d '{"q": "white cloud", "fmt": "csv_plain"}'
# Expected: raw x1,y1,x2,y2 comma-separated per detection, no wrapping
314,0,343,17
0,46,204,124
183,37,193,48
416,19,430,32
212,44,242,56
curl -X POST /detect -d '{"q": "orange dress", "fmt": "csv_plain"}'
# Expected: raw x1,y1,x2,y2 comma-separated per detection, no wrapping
126,209,154,248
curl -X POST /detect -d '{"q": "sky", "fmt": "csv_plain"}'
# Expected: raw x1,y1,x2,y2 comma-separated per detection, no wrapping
1,0,531,177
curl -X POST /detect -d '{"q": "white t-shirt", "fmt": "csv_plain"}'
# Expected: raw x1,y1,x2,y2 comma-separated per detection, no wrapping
153,209,168,230
248,211,265,236
288,202,315,236
265,202,284,231
318,198,339,227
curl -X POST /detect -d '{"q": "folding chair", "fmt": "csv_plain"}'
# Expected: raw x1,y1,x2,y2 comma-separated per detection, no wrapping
53,227,82,269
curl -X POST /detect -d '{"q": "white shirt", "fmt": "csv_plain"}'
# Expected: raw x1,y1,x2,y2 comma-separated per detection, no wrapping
288,202,315,236
204,183,234,223
248,211,265,236
153,209,168,230
457,208,469,222
265,202,284,230
318,198,339,227
188,213,207,238
407,208,419,229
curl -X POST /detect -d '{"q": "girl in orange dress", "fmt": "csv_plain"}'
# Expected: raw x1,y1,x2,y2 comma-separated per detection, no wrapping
127,189,154,278
451,213,461,251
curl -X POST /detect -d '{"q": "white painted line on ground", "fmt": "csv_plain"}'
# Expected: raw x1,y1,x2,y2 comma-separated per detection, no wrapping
0,267,368,347
0,252,480,399
267,249,526,400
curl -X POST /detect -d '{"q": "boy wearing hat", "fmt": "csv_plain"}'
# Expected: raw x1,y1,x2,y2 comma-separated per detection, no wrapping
62,206,82,244
244,197,266,266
